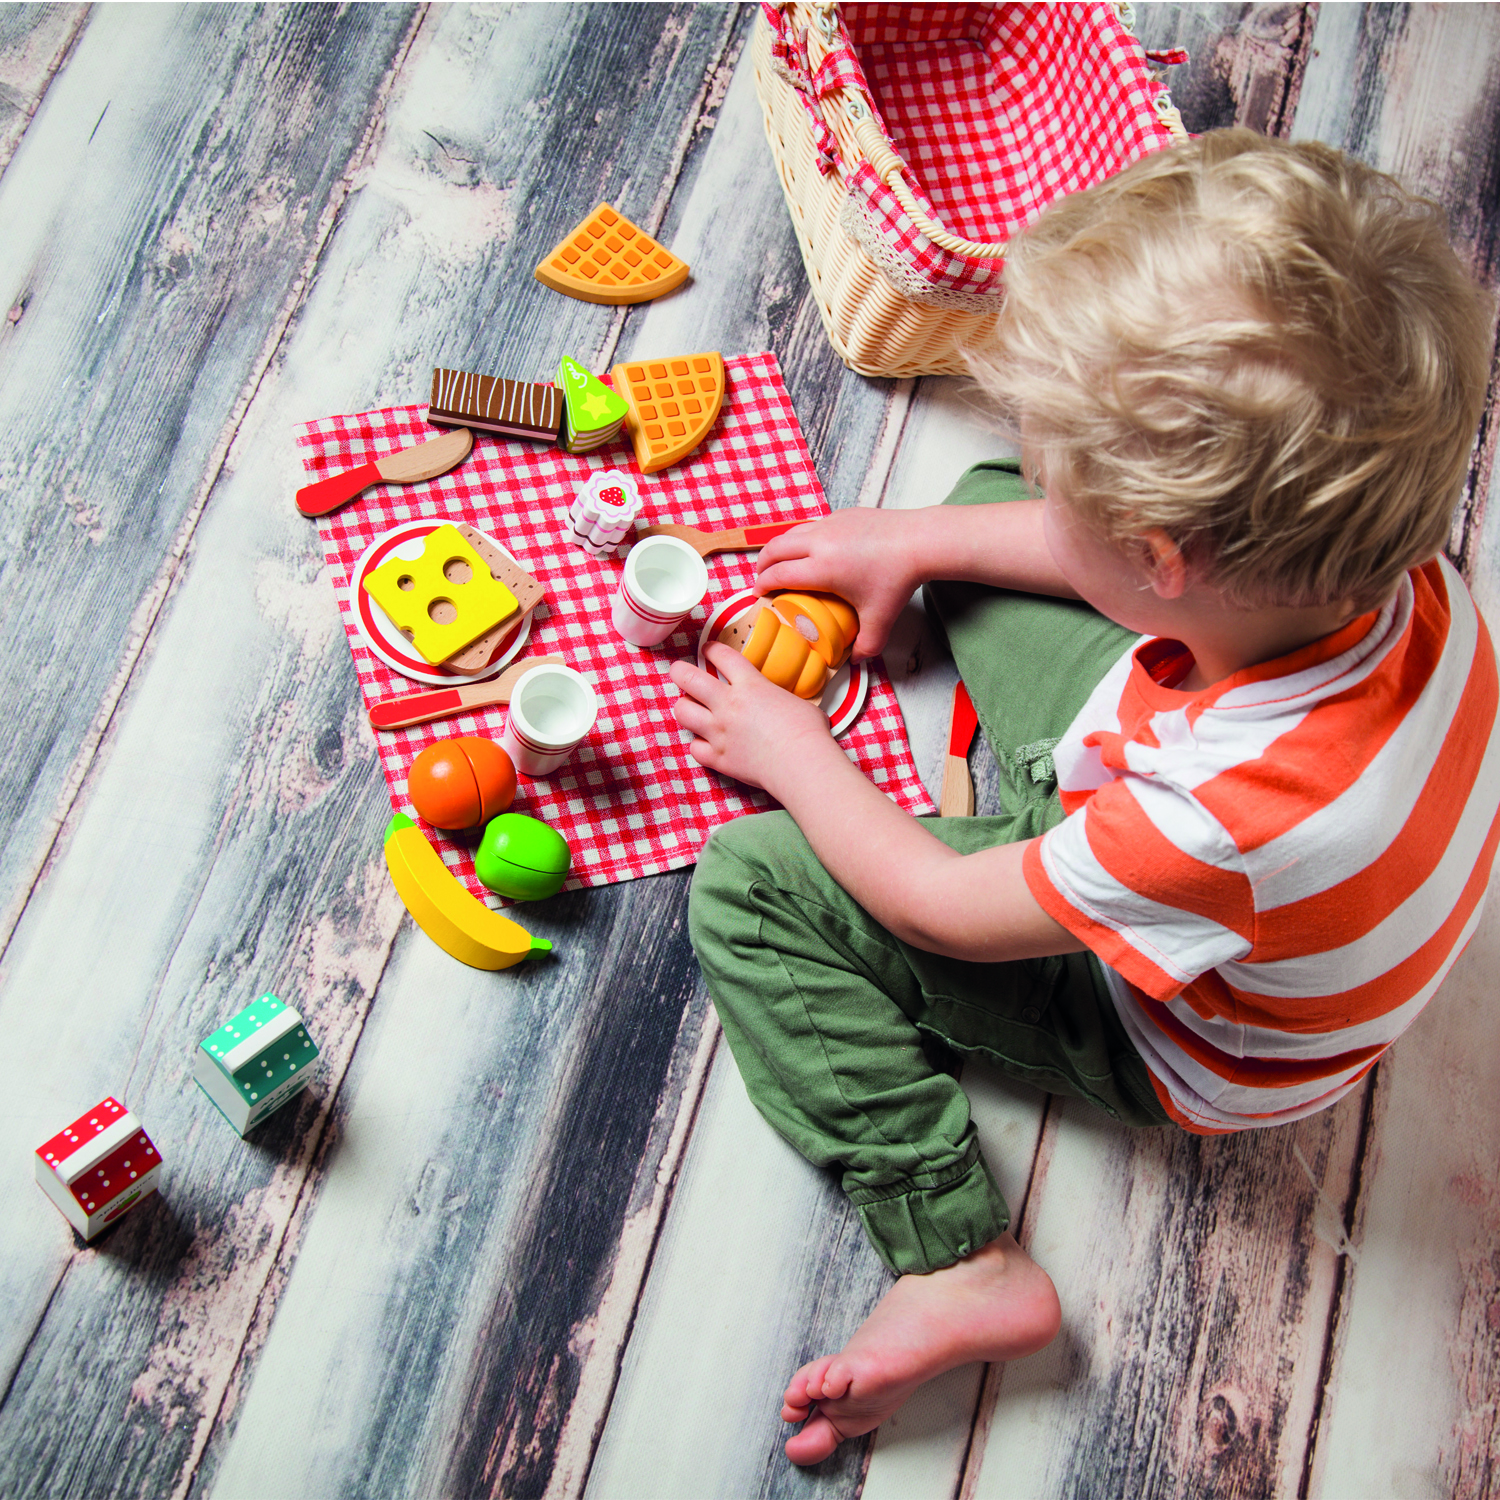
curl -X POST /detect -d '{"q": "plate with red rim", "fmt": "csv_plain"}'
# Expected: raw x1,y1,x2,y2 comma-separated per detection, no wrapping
697,589,869,738
348,518,535,686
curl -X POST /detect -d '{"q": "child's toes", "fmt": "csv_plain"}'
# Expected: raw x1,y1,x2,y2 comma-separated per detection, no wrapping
781,1398,811,1423
783,1355,835,1406
785,1413,846,1467
816,1357,854,1401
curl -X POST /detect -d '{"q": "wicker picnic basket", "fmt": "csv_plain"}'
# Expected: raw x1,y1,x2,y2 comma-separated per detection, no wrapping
752,2,1187,378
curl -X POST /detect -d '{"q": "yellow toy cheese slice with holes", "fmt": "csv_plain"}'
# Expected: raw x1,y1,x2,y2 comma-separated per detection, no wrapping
609,352,725,474
362,524,519,665
534,203,690,305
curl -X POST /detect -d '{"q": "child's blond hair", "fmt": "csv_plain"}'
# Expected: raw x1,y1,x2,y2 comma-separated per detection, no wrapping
970,128,1493,611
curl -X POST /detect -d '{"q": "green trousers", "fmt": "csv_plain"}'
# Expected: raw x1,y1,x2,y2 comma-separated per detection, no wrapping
688,462,1171,1277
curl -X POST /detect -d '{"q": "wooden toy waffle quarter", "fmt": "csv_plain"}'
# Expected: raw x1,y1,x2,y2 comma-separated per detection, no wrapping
535,203,689,305
429,368,563,442
609,353,725,474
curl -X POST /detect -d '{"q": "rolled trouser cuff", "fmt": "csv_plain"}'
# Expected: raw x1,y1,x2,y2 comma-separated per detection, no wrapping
851,1140,1009,1276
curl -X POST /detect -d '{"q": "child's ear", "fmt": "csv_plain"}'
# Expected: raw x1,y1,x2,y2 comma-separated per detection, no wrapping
1140,529,1188,600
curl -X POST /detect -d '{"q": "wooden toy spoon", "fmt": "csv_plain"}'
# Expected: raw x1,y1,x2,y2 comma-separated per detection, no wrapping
637,519,804,557
296,426,474,517
368,655,565,730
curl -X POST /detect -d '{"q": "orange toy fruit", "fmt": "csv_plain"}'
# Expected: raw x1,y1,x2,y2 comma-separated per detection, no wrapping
534,203,690,305
407,736,517,831
734,591,858,699
608,353,725,473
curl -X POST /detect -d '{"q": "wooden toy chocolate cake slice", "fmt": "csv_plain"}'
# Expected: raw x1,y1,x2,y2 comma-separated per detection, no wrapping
429,368,562,442
608,352,724,474
534,203,689,305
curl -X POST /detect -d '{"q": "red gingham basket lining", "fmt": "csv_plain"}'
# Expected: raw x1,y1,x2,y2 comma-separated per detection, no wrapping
835,2,1176,247
297,353,934,904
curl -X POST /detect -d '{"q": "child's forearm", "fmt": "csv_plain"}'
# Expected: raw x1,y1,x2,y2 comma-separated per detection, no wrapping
769,733,1081,963
904,500,1078,599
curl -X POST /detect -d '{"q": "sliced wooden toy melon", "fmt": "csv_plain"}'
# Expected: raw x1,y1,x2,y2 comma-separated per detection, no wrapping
608,352,725,474
534,204,689,305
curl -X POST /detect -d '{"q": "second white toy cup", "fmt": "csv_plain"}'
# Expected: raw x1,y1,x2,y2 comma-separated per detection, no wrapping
501,664,598,776
613,535,709,647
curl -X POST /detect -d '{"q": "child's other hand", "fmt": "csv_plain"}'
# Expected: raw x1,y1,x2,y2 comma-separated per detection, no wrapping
670,644,833,794
755,509,925,661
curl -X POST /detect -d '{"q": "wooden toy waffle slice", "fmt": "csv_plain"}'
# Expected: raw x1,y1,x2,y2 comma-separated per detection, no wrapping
608,352,725,474
534,203,690,305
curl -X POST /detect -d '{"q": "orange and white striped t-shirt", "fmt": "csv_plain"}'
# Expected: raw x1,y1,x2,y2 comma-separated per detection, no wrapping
1022,557,1500,1133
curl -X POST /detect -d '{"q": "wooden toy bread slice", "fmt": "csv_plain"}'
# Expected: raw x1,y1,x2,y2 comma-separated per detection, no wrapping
535,204,689,305
609,352,725,474
444,523,545,672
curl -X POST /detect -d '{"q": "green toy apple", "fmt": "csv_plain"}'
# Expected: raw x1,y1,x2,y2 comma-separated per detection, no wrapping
475,813,571,901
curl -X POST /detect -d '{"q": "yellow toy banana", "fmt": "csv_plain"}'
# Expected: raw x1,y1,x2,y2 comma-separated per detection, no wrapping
383,814,552,969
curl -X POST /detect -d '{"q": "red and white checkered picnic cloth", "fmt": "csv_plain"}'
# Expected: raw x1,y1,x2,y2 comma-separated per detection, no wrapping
297,352,934,902
765,2,1179,296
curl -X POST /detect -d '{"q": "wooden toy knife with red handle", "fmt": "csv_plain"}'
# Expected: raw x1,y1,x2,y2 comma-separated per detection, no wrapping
296,427,474,517
637,519,804,557
939,681,979,817
368,655,564,730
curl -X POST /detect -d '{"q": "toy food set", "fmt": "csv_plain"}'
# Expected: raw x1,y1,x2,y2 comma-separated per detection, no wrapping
383,813,552,969
567,470,643,557
296,427,473,518
35,1097,162,1240
609,353,725,473
534,202,690,304
721,590,859,699
195,994,320,1136
408,735,516,830
476,813,572,901
753,4,1183,377
298,352,934,908
558,356,629,454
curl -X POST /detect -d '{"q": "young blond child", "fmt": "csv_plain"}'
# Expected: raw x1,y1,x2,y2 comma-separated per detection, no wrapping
669,128,1497,1466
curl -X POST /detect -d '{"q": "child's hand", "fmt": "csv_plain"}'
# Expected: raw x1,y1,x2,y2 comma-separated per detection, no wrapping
755,509,926,661
669,644,834,795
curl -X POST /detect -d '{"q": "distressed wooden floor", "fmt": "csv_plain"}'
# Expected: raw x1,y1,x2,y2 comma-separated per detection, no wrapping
1,5,1497,1498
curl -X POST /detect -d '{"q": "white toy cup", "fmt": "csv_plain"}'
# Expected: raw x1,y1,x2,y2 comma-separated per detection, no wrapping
613,534,709,647
501,664,598,777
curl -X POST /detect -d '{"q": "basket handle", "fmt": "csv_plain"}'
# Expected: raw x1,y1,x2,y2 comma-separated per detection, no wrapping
842,102,1008,260
800,9,1009,261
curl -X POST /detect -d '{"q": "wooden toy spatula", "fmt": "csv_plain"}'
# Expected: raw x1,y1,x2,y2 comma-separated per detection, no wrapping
939,682,979,817
637,519,804,556
368,655,565,730
296,427,474,517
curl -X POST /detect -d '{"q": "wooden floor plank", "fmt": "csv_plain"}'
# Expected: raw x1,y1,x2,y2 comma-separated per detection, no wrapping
0,0,418,1399
0,2,86,181
0,5,745,1499
1284,7,1500,1495
0,0,419,963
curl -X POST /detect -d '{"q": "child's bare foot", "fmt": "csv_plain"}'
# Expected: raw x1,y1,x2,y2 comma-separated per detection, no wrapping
780,1232,1060,1466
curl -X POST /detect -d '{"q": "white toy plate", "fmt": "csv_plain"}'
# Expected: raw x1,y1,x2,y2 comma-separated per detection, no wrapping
697,589,869,738
349,518,535,686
